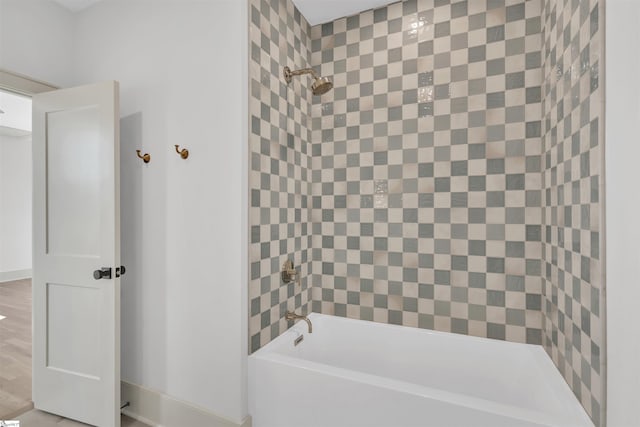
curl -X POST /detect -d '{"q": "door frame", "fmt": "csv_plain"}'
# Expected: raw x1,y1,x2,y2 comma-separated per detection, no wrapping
0,69,58,95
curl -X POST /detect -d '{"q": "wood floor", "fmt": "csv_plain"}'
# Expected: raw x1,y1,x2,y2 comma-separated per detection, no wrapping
0,279,32,419
14,409,148,426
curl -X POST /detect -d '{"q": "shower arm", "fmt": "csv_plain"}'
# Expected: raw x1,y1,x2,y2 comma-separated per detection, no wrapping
283,67,319,84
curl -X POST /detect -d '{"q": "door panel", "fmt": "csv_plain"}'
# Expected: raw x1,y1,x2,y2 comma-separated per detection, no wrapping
46,105,101,257
32,81,120,427
47,283,102,378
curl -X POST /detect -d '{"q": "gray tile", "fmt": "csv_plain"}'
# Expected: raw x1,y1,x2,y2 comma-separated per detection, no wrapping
487,323,506,340
435,21,451,38
506,3,525,22
487,58,505,76
505,72,525,90
487,92,505,108
487,257,505,273
451,1,468,19
487,25,505,43
468,45,486,62
488,290,506,307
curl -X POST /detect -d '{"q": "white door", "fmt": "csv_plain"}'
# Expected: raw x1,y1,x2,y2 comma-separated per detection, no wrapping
32,81,121,427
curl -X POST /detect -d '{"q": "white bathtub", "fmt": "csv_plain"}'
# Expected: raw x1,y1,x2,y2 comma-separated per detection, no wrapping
249,313,593,427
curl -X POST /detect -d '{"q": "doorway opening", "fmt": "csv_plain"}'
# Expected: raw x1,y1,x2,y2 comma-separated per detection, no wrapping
0,88,33,419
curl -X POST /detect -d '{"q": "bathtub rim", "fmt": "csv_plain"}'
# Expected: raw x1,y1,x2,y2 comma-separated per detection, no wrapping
258,312,554,353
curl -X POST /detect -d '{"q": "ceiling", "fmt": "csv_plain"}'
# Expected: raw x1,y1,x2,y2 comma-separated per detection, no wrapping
51,0,103,12
291,0,396,25
52,0,395,24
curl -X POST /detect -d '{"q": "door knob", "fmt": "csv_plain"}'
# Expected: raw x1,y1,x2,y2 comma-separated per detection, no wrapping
93,267,112,280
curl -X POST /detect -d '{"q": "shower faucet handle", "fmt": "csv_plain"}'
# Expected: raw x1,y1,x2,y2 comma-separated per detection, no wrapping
281,259,299,285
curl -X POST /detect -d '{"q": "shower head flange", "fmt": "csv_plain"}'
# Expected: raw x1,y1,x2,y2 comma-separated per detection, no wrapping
284,66,294,84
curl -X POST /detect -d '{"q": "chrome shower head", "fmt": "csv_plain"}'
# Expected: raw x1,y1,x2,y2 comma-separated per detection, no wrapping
284,66,333,96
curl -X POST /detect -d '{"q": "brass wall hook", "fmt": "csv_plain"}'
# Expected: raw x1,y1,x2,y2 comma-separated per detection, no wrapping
175,145,189,159
136,150,150,163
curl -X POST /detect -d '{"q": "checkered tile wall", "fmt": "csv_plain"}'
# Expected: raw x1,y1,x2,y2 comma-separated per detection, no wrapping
310,0,545,345
249,3,606,421
249,0,314,353
540,0,604,425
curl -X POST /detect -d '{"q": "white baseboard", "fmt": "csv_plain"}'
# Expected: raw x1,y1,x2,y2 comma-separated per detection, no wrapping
121,381,251,427
0,269,32,283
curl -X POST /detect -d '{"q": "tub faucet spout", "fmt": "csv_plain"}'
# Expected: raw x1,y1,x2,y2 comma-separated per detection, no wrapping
285,311,312,334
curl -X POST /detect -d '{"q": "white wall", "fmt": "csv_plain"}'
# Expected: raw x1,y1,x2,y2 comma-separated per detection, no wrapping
0,0,248,423
0,0,74,88
0,134,32,277
605,1,640,426
72,0,248,423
